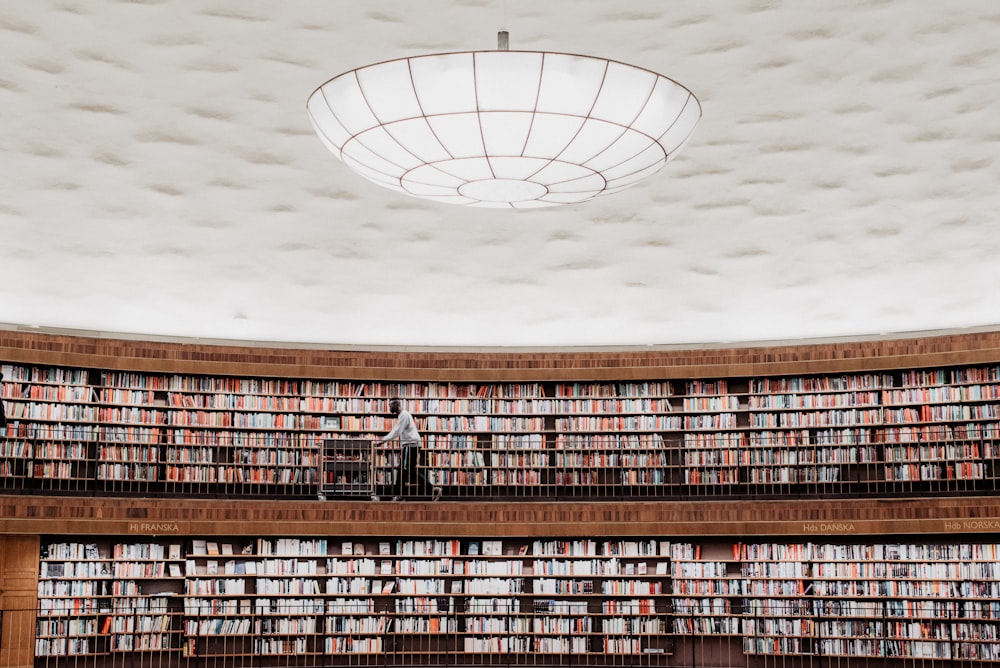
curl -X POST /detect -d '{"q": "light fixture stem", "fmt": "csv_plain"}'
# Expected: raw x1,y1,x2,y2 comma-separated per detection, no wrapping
497,0,508,49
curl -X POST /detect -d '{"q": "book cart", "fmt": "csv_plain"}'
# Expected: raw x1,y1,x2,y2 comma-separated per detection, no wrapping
320,439,374,499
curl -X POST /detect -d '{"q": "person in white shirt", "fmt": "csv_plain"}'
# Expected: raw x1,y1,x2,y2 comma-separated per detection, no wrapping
377,399,441,501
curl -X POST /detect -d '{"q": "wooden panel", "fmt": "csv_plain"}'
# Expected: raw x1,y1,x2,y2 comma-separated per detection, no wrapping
0,535,39,668
3,327,1000,381
1,495,998,540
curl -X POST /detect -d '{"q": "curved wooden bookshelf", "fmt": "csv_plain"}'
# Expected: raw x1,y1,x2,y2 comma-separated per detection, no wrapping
3,326,1000,531
4,326,1000,381
6,326,1000,667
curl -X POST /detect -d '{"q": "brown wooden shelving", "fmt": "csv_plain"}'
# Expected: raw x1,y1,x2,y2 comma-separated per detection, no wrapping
5,327,1000,666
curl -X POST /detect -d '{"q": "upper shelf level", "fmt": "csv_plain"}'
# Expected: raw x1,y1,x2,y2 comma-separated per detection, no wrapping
6,353,1000,502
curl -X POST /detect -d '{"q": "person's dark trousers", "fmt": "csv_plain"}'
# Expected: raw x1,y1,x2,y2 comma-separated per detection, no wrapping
399,443,426,497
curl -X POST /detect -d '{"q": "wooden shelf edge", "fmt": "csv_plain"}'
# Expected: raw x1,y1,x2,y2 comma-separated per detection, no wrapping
5,329,1000,381
4,495,1000,539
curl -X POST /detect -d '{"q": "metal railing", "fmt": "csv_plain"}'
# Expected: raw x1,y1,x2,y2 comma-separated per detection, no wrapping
2,429,1000,502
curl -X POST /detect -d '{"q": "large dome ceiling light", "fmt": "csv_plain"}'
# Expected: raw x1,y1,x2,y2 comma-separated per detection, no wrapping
307,29,701,209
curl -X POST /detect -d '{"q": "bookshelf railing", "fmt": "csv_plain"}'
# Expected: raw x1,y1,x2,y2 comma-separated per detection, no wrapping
3,426,1000,502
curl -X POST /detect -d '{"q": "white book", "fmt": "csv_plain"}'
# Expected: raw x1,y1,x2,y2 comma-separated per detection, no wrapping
483,540,502,556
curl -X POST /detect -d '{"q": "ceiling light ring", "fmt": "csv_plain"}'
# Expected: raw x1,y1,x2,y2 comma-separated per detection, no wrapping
398,160,484,191
400,156,606,190
337,129,415,190
396,159,559,204
338,109,673,174
578,129,670,182
337,109,675,197
540,169,607,194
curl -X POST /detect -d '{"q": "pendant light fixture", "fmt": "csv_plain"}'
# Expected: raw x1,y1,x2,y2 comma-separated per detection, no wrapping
307,25,700,209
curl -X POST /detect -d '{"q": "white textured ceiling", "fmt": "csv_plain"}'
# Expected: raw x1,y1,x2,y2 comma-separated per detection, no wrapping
3,0,1000,348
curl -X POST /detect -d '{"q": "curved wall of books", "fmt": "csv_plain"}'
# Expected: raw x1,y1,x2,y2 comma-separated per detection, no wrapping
6,327,1000,666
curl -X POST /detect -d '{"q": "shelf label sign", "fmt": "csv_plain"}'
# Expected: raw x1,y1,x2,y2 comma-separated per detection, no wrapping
944,519,1000,532
802,522,856,533
127,521,185,534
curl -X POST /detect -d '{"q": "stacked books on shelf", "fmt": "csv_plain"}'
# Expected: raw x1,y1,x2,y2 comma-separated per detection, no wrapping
6,361,1000,499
